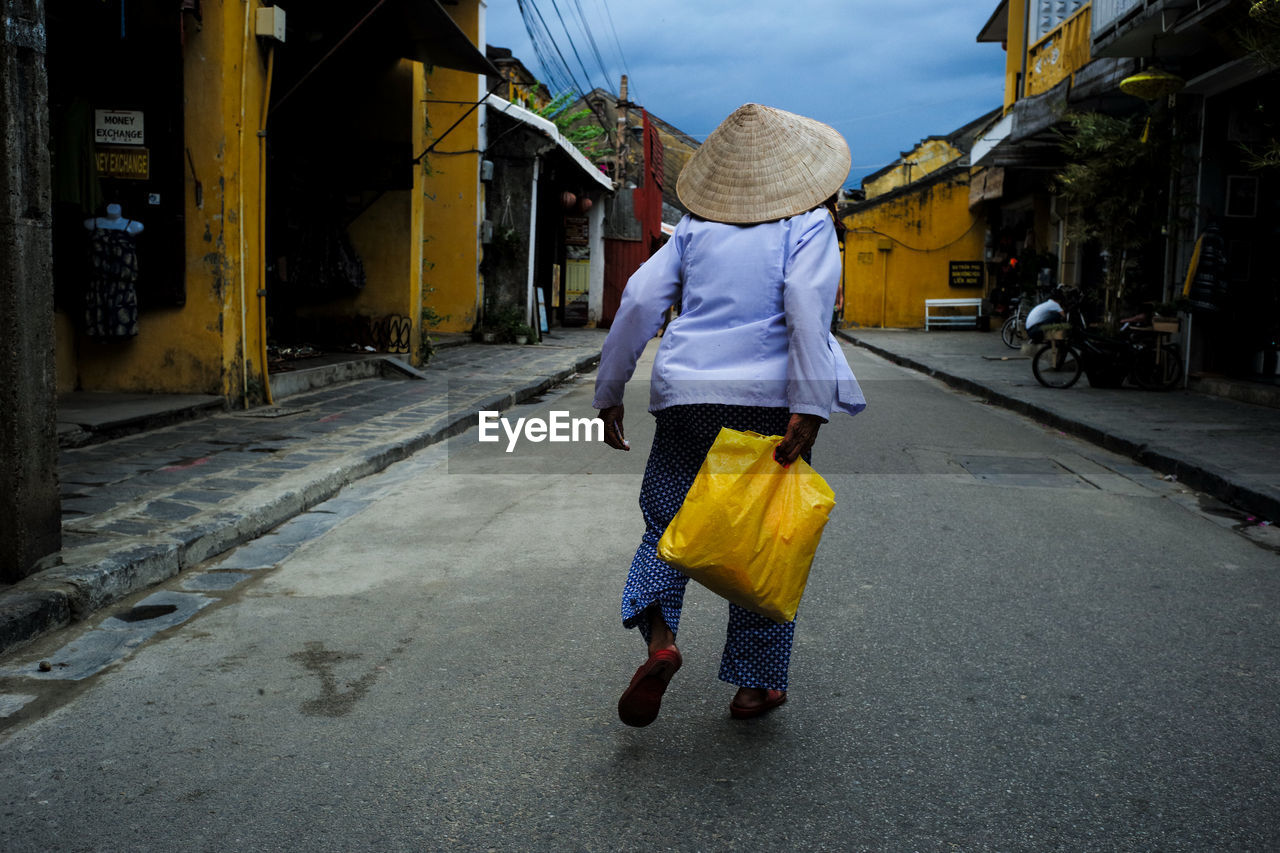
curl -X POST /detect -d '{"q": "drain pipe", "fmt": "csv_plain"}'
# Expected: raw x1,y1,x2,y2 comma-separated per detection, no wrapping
525,157,540,330
238,2,251,408
257,43,276,406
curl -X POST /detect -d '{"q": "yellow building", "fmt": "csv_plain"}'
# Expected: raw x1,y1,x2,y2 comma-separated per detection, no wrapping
971,1,1122,292
45,0,496,407
862,136,971,200
976,0,1280,384
841,111,999,329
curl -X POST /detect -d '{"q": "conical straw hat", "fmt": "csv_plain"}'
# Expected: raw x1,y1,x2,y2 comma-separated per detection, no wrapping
677,104,850,224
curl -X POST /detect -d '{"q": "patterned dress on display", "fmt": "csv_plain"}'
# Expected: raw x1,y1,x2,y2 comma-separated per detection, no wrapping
85,225,140,338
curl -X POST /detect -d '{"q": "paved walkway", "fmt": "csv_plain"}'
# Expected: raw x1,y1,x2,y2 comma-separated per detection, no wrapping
0,330,607,654
840,327,1280,525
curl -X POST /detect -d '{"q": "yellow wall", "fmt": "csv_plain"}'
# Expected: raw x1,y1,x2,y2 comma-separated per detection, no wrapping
421,1,483,334
1004,0,1029,112
300,190,414,345
863,138,965,200
842,175,988,329
297,60,420,359
57,0,268,402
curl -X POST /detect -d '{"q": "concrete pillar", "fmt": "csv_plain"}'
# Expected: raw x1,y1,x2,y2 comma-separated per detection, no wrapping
0,0,61,582
586,193,605,327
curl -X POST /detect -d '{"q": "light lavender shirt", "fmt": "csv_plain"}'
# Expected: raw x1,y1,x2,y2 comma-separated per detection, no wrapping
592,209,866,419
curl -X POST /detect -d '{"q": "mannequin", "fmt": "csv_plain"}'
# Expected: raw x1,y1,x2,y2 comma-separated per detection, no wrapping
84,202,144,235
83,202,141,337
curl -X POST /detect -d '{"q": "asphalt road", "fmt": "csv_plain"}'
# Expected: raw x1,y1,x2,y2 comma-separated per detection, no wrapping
1,341,1277,852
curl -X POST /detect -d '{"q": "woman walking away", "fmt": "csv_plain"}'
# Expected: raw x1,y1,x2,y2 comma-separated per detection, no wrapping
594,103,867,727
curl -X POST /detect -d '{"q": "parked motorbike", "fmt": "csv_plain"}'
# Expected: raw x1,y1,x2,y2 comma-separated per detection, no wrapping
1031,300,1183,390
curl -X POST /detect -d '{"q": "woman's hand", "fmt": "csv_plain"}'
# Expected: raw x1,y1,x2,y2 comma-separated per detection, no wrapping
774,413,823,467
599,404,630,451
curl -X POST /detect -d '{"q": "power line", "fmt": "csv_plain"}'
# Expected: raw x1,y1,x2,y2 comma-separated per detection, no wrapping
518,0,575,94
522,0,590,96
545,0,607,96
571,0,612,90
592,0,634,101
517,0,616,165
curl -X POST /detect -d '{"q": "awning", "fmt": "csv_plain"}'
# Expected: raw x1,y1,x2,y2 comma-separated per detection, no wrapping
271,0,498,115
486,97,614,191
391,0,499,76
977,1,1008,43
970,112,1013,166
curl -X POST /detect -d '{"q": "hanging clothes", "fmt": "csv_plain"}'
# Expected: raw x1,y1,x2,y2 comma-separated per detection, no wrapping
85,225,140,338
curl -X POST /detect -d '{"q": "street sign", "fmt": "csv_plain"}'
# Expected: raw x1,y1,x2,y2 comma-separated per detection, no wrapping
94,110,145,146
949,260,984,288
95,146,151,180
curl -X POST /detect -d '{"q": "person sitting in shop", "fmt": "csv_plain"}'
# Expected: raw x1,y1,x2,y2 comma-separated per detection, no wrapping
1025,288,1066,344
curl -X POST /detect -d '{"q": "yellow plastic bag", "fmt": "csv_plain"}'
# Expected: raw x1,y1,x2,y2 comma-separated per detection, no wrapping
656,427,836,623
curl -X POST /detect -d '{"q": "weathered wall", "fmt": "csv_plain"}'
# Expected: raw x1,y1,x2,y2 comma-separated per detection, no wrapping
421,0,482,334
483,116,539,317
653,123,697,214
1,0,61,581
842,174,987,329
863,138,964,200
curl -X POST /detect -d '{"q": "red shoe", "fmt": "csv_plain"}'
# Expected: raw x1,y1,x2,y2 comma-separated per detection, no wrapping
729,689,787,720
617,647,682,727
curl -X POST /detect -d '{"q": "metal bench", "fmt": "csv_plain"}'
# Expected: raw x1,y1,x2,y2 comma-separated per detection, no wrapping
925,298,983,330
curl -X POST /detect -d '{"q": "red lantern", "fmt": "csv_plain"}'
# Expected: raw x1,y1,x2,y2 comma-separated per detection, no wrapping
576,196,593,214
560,191,577,210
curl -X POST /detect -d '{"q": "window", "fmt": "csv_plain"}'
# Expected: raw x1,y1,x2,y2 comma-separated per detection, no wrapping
1034,0,1086,42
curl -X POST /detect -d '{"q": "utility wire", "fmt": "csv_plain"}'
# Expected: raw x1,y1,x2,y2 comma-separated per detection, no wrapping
520,0,614,147
593,0,634,102
571,0,612,89
518,0,574,94
523,0,588,95
545,0,607,95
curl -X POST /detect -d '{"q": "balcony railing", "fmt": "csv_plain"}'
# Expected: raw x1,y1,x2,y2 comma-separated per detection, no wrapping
1026,5,1094,96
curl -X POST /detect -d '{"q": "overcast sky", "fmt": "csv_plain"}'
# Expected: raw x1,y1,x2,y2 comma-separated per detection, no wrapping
483,0,1008,188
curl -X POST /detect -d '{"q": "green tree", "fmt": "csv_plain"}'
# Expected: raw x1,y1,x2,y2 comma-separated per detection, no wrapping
1054,111,1173,328
529,86,614,163
1242,0,1280,170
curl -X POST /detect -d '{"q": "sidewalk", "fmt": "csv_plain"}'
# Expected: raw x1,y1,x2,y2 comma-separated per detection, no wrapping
0,329,607,655
840,327,1280,525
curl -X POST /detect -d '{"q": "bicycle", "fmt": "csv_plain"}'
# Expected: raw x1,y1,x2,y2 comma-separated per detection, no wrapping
1001,286,1056,349
1031,332,1084,388
1126,331,1183,390
1032,316,1183,390
1000,296,1030,349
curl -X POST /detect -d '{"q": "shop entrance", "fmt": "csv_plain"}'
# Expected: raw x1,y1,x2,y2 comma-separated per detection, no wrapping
46,0,187,333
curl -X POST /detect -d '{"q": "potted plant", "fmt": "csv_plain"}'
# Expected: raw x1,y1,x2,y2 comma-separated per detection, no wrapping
512,323,535,345
1041,323,1071,341
477,306,525,343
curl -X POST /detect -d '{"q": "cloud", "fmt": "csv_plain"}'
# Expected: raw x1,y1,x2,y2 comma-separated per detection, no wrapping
485,0,1007,184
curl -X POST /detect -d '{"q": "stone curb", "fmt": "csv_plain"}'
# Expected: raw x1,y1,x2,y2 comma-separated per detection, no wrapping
839,331,1280,523
0,350,601,657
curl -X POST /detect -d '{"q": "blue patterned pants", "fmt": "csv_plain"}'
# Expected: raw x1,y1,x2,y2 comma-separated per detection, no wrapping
621,404,806,691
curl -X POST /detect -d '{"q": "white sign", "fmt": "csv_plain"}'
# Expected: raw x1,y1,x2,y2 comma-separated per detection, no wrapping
94,110,145,146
